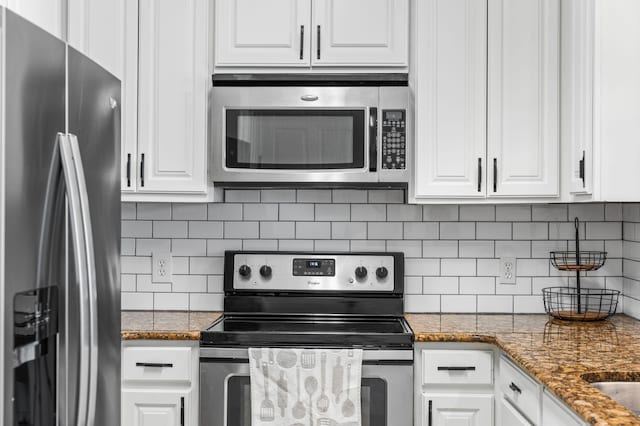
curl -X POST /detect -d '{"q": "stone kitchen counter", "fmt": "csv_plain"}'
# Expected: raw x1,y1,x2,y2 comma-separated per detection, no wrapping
121,310,221,340
406,313,640,426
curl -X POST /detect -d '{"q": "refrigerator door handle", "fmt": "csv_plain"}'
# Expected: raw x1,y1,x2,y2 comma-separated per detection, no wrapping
59,133,98,426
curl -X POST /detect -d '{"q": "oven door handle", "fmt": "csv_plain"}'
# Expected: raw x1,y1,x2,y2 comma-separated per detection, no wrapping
199,347,413,362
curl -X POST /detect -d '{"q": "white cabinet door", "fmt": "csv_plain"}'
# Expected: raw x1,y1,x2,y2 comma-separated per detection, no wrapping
413,0,487,198
215,0,311,67
542,391,585,426
499,398,533,426
4,0,65,39
312,0,408,66
423,394,493,426
487,0,560,198
67,0,139,193
122,390,189,426
137,0,209,194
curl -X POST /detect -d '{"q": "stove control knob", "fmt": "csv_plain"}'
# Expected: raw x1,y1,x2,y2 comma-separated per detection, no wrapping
376,266,389,280
238,265,251,278
355,266,368,279
259,265,272,278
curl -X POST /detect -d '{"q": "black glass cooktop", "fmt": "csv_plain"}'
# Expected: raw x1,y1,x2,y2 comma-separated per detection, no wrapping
200,315,413,348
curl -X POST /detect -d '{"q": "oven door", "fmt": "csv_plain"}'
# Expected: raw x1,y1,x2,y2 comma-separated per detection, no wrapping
200,348,413,426
211,86,379,184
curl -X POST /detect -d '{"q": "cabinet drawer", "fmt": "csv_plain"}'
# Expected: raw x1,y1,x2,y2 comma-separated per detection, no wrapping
499,356,541,425
122,346,192,382
422,349,493,385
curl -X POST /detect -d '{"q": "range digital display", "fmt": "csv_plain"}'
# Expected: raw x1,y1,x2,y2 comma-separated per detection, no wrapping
293,258,335,276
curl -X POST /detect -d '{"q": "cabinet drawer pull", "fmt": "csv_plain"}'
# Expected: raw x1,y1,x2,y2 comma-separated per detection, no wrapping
135,362,173,368
317,25,321,59
428,399,432,426
579,150,586,188
299,25,305,60
126,153,131,187
437,366,476,371
509,382,522,394
493,158,497,192
477,157,482,192
140,153,145,187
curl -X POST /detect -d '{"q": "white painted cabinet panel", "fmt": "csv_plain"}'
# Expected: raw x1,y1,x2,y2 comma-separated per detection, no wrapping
542,390,585,426
122,390,189,426
215,0,310,66
137,0,209,194
312,0,408,66
413,0,487,198
5,0,65,39
499,398,533,426
487,0,560,198
423,394,493,426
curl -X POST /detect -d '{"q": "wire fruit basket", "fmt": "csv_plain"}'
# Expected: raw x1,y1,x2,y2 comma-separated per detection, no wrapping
543,217,619,321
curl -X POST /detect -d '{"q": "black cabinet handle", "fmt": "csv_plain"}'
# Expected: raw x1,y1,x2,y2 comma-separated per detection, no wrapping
135,362,173,368
428,399,432,426
140,153,145,187
299,25,305,60
493,158,497,192
126,153,131,187
317,25,321,59
437,366,476,371
509,382,522,394
477,158,482,192
579,150,585,188
180,396,185,426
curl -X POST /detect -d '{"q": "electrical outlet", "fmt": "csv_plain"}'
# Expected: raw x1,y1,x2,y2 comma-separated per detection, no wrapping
499,257,516,284
152,251,172,283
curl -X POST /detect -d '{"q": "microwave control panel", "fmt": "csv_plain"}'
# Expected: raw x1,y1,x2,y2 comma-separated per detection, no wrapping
381,110,406,170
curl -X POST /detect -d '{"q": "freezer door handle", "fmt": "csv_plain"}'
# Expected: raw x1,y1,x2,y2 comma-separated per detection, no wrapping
60,133,99,426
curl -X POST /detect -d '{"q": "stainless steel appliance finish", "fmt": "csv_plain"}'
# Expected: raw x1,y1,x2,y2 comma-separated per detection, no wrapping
591,382,640,416
211,84,409,186
0,9,121,425
200,251,413,426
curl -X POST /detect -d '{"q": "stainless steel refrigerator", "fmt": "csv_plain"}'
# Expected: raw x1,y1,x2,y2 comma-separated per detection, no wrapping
0,9,121,426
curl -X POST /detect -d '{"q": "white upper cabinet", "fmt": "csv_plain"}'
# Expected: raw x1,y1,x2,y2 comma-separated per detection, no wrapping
3,0,65,39
413,0,487,198
487,0,559,198
411,0,560,203
136,0,209,194
214,0,408,70
215,0,310,67
312,0,409,66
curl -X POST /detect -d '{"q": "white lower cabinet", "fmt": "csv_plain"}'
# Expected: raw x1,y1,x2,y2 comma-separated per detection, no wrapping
499,397,532,426
122,341,199,426
424,394,493,426
542,389,586,426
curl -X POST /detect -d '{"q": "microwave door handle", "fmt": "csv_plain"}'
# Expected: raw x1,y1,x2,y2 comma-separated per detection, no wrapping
369,107,378,172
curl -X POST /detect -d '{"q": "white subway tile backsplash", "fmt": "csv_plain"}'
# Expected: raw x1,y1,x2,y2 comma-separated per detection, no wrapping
297,189,332,203
422,241,458,258
120,196,629,315
423,205,458,221
476,222,511,240
333,189,367,203
137,203,172,220
333,222,367,239
441,259,476,276
209,203,243,220
423,277,458,294
368,222,403,240
440,222,475,240
477,295,513,313
154,221,188,238
403,223,438,240
261,189,296,203
351,204,386,221
244,204,278,221
513,223,548,240
189,221,224,239
315,204,350,221
260,222,295,239
459,241,494,258
296,222,331,239
280,204,315,221
224,221,259,239
172,204,207,220
496,205,532,222
460,205,495,221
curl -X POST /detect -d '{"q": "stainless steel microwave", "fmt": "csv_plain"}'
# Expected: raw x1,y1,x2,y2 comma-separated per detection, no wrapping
211,77,409,187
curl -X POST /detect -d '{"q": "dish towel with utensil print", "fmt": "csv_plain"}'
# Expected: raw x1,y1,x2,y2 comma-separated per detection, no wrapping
249,347,363,426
